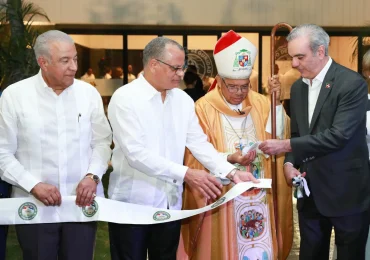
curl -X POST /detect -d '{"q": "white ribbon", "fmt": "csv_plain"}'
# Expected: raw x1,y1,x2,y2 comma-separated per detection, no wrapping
0,179,271,225
293,175,310,198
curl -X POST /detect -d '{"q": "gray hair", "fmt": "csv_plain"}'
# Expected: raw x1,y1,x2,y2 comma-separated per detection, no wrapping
363,49,370,70
287,24,330,56
34,30,74,61
142,37,184,66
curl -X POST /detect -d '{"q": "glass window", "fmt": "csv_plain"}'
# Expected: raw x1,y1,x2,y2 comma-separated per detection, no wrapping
163,35,183,44
127,35,157,80
187,36,218,92
187,36,217,50
361,37,370,92
70,34,124,113
329,36,357,71
262,35,301,116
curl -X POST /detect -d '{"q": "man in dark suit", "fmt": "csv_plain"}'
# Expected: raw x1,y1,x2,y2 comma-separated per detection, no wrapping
259,24,370,260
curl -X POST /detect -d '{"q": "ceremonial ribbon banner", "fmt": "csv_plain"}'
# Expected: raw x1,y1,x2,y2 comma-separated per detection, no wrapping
0,179,271,225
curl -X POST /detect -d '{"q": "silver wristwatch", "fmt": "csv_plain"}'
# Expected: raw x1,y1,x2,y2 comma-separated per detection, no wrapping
228,168,238,180
85,174,100,184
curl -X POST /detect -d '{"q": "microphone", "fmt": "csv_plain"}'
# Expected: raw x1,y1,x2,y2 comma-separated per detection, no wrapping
237,109,245,115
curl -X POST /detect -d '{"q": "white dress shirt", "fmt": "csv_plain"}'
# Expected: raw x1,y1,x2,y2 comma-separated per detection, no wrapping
127,73,136,83
81,73,95,81
108,75,235,210
103,73,112,79
302,57,333,125
0,71,112,198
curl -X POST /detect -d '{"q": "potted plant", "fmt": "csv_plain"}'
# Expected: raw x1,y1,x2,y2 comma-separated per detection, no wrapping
0,0,49,90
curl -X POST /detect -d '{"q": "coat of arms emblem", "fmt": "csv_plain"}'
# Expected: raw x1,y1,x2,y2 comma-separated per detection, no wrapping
233,49,252,71
18,202,38,220
82,200,99,217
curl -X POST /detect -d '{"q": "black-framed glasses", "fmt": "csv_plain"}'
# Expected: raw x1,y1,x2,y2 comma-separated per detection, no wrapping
221,77,250,93
155,59,187,74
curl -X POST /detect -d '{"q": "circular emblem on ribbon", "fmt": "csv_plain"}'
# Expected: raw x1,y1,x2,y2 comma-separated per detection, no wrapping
153,211,171,221
18,202,38,220
82,200,99,217
211,197,226,209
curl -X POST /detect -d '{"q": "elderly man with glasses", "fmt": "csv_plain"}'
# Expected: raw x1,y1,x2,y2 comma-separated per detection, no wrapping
107,36,259,260
178,30,293,260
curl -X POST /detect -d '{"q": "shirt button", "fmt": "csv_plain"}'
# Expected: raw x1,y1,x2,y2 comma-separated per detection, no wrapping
173,180,177,184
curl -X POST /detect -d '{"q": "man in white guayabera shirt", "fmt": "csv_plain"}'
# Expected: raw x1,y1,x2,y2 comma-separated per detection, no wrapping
0,30,112,260
107,36,259,260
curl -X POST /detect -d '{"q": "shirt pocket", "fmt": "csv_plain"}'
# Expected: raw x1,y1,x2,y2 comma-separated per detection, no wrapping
78,114,92,138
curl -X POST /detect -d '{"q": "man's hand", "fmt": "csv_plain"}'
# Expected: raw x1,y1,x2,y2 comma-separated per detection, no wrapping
231,170,260,184
228,150,256,166
259,139,291,155
184,169,222,200
76,175,97,207
284,163,306,186
31,183,62,206
268,75,281,104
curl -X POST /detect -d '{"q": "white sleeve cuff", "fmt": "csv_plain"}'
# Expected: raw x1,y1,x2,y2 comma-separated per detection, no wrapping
265,104,284,138
283,162,294,167
87,163,109,180
221,152,231,162
214,162,235,178
17,173,42,193
170,164,188,185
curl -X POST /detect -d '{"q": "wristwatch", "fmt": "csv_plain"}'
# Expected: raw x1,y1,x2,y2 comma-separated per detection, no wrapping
85,174,100,184
228,168,238,180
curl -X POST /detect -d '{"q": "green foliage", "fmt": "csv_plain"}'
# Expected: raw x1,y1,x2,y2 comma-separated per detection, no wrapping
0,0,49,89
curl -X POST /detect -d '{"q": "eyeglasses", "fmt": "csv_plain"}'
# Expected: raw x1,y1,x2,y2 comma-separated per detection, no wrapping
221,77,250,93
155,59,187,74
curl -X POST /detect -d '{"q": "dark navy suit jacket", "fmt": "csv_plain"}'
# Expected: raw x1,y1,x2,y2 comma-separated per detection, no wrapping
285,61,370,217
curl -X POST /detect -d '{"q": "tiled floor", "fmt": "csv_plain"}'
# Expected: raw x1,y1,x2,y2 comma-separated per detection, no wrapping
286,197,335,260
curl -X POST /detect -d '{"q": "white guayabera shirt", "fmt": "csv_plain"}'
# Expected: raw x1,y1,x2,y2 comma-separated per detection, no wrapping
108,75,235,210
0,71,112,198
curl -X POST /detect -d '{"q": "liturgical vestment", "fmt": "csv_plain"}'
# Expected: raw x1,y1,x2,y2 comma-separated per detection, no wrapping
177,86,293,260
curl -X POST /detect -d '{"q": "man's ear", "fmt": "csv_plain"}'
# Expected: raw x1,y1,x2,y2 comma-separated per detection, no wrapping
148,58,158,74
37,56,49,71
318,45,326,59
